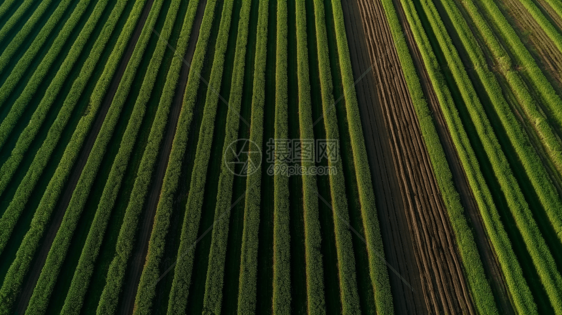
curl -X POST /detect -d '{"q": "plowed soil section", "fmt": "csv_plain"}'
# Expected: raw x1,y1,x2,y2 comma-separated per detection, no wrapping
341,0,475,313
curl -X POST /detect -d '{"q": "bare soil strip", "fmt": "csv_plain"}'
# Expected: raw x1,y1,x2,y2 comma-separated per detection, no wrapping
393,0,515,313
12,0,157,312
341,0,476,313
115,1,208,314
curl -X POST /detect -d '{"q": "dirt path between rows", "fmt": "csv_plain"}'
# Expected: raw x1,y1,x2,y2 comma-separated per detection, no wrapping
13,0,156,312
341,0,476,313
392,0,515,313
118,0,208,313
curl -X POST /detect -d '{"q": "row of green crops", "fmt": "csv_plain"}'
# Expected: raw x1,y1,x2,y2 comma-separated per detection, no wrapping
272,0,291,312
329,0,394,312
120,0,218,313
0,0,74,105
311,0,360,312
164,0,234,313
417,0,562,310
474,0,562,132
0,0,138,255
295,0,325,311
452,0,562,177
541,0,562,21
439,0,562,249
397,0,537,313
61,0,201,312
511,0,562,56
236,0,268,312
0,0,95,148
378,0,497,313
0,0,110,196
0,0,151,310
25,0,179,312
92,1,203,314
201,0,252,313
0,0,37,44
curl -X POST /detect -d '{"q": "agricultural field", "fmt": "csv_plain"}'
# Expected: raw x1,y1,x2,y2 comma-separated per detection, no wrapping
0,0,561,312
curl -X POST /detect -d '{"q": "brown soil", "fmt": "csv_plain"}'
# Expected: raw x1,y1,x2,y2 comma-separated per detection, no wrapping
341,0,476,313
117,0,208,313
535,0,562,31
13,0,156,312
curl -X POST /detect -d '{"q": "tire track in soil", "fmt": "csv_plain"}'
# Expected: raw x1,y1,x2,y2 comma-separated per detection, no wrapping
393,0,515,313
12,0,157,312
341,0,475,313
117,0,208,313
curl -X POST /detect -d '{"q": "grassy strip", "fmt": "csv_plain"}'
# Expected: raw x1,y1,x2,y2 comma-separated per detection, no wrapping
474,0,562,131
329,0,394,313
92,2,203,314
540,0,562,20
0,0,110,196
236,0,268,312
0,0,37,44
452,0,562,176
24,0,179,314
398,0,537,312
416,0,562,310
0,0,94,148
514,0,562,55
295,0,325,312
200,1,252,313
0,0,150,310
162,1,235,314
107,0,217,313
272,0,290,312
439,0,562,254
378,0,498,313
0,0,73,104
311,0,360,312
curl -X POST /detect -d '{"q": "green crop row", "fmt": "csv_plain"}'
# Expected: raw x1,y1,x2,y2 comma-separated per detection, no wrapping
0,0,96,253
0,0,110,197
513,0,562,56
0,0,94,148
442,0,562,250
110,0,217,314
200,1,252,313
0,0,74,106
399,0,537,312
417,0,562,310
0,0,151,310
25,0,179,313
379,0,497,313
0,0,19,22
272,0,291,312
311,0,360,313
163,1,235,314
475,0,562,132
453,0,562,177
236,0,268,313
92,1,202,314
295,0,325,312
422,1,562,309
0,0,37,44
330,0,395,312
541,0,562,21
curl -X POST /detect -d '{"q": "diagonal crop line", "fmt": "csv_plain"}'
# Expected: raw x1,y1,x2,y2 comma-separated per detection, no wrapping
152,28,250,128
313,189,415,292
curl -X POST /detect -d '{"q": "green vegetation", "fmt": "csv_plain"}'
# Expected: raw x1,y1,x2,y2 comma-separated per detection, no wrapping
0,0,20,22
272,0,291,312
236,0,268,312
163,1,234,313
24,0,178,312
0,0,38,44
513,0,562,55
0,0,152,311
0,0,75,105
123,0,219,313
295,0,325,311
